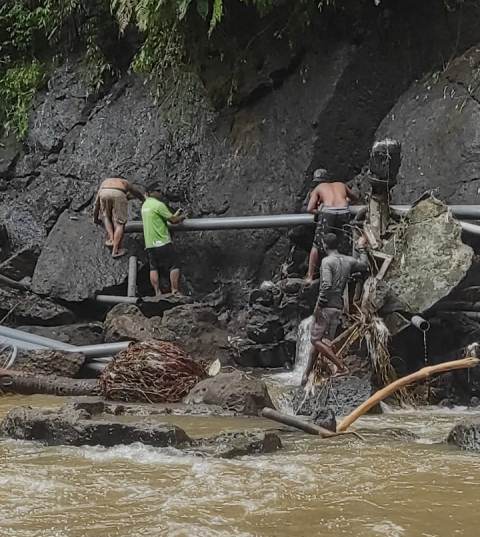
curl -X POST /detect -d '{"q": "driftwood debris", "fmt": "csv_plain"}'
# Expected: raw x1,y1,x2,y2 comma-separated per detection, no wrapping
337,357,480,432
260,408,367,441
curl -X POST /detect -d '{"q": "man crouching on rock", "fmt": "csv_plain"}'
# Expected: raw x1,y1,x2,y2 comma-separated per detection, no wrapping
93,177,145,258
141,187,186,296
302,233,368,386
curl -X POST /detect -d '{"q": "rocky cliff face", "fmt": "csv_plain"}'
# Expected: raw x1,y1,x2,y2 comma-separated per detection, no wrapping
2,0,480,316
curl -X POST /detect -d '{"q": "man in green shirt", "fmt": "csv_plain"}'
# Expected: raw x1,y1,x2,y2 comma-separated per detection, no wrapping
141,189,185,295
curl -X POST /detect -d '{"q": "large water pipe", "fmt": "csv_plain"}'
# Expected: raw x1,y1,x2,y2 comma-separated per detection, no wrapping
0,335,47,351
75,342,130,358
0,326,76,351
0,327,130,358
124,206,480,234
95,295,140,305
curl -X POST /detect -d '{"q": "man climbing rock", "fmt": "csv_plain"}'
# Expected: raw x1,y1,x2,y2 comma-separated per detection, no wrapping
302,233,368,386
93,177,145,258
305,169,357,282
141,188,186,296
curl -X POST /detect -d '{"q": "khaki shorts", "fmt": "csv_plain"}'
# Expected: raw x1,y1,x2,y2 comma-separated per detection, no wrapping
310,307,341,345
99,188,128,225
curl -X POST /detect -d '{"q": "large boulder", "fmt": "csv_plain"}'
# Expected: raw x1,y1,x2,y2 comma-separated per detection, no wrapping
103,304,166,342
184,370,274,415
160,304,230,362
31,210,144,301
381,198,473,315
377,46,480,204
0,285,75,325
447,420,480,452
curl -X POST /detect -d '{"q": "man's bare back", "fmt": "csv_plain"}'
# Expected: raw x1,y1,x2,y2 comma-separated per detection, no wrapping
307,182,356,213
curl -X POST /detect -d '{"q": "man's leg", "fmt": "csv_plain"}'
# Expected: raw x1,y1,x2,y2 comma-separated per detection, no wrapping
302,345,318,386
305,246,319,282
112,223,126,257
170,268,181,294
103,216,114,246
150,269,161,296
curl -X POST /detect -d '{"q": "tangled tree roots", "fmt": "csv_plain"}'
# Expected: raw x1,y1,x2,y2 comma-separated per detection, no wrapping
99,340,208,403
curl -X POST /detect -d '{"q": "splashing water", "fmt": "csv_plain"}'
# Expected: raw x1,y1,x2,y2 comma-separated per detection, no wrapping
265,316,313,414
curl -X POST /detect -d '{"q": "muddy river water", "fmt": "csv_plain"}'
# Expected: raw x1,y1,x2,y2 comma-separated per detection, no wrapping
0,394,479,537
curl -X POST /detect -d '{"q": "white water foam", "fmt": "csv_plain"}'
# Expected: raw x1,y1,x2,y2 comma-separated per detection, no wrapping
265,316,313,413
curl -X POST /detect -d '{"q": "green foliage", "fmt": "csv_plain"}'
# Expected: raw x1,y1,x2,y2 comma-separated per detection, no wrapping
0,62,44,138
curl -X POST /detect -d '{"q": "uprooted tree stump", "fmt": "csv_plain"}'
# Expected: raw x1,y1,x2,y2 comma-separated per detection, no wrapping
99,339,209,403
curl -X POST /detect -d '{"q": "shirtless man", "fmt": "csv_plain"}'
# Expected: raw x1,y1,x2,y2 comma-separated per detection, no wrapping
302,233,368,386
93,177,145,258
305,169,357,282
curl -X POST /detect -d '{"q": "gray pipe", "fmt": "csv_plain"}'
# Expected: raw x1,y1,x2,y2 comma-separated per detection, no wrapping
459,222,480,236
127,256,137,298
0,335,47,351
96,295,140,305
124,206,480,233
0,326,77,351
84,362,106,373
75,341,129,358
410,315,430,332
125,214,314,233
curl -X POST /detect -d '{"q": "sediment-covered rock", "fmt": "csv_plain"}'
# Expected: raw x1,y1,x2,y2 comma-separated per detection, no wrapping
11,349,86,377
381,198,474,316
0,405,191,448
294,374,374,417
0,402,282,457
191,431,282,458
184,370,274,415
447,420,480,452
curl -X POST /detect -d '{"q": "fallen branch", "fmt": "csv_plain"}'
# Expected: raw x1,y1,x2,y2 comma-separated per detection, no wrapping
261,408,363,440
337,357,480,432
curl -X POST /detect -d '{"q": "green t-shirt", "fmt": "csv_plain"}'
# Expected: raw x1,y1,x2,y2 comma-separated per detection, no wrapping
141,197,173,248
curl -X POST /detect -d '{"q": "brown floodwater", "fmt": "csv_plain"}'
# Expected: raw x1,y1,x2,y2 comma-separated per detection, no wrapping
1,394,479,537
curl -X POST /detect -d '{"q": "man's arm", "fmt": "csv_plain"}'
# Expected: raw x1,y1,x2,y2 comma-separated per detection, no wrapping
350,237,369,272
317,257,334,305
169,209,186,225
307,188,321,214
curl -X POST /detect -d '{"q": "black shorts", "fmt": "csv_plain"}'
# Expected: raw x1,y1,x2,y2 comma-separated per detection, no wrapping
147,244,178,276
313,210,351,254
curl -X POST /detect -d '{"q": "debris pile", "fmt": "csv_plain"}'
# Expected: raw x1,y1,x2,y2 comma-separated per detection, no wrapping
99,340,208,403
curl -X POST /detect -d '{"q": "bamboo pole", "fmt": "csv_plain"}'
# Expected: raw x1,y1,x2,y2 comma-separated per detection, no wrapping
337,357,480,432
